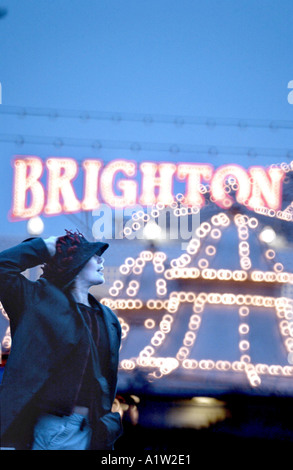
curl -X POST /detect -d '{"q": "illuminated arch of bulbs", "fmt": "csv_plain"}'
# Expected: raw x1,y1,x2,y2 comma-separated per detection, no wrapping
100,195,293,389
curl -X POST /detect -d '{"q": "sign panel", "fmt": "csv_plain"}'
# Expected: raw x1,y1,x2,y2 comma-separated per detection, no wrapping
11,157,285,219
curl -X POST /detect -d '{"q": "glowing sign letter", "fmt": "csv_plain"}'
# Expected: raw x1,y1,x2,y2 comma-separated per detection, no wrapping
11,157,45,219
100,160,137,208
177,163,213,206
139,162,176,206
210,164,251,208
45,158,81,215
82,159,102,210
248,166,285,211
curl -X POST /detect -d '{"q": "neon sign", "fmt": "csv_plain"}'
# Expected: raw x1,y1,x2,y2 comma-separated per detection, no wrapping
11,157,285,219
3,180,293,393
102,209,293,390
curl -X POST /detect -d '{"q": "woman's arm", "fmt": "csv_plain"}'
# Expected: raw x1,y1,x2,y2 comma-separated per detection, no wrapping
0,237,56,326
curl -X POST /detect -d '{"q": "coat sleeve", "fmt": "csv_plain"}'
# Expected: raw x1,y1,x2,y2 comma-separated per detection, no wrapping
0,237,51,328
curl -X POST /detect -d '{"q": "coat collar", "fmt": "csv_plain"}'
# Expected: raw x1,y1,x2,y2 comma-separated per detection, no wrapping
72,293,121,370
72,294,121,412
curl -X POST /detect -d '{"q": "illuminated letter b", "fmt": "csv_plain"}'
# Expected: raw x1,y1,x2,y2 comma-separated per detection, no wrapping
11,156,45,219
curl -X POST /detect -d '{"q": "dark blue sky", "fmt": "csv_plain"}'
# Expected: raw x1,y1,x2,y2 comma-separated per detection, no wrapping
1,0,293,239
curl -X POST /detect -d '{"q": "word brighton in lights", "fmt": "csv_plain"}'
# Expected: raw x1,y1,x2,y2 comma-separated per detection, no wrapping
11,156,285,219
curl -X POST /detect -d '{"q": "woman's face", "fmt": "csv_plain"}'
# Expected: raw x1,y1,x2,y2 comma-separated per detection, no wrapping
78,254,105,286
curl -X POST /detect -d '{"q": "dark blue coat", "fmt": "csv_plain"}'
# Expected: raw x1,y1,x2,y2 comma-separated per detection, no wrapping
0,238,122,449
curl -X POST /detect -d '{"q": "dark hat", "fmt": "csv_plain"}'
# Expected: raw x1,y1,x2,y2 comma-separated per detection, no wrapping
41,229,109,289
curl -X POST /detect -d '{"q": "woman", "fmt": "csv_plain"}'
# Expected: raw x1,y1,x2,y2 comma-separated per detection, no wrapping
0,230,122,450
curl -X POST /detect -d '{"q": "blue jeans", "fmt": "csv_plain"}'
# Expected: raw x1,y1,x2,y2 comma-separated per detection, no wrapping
32,413,92,450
